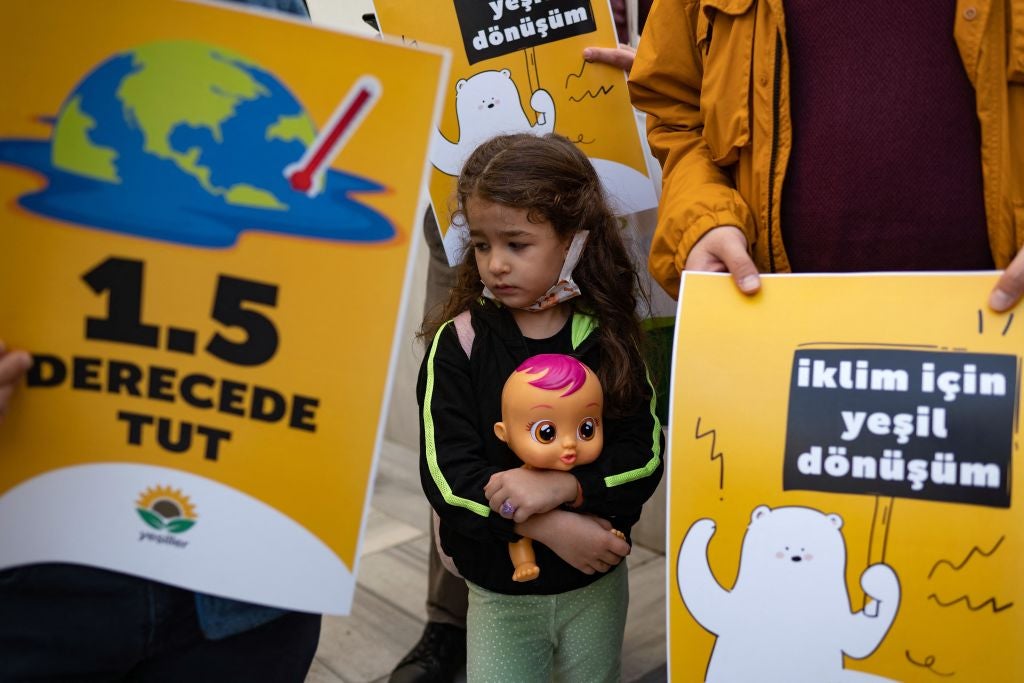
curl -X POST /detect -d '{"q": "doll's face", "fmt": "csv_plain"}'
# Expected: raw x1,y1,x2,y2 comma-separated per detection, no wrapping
494,366,603,470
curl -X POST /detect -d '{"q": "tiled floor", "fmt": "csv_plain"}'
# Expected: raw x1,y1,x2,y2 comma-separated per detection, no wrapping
305,439,668,682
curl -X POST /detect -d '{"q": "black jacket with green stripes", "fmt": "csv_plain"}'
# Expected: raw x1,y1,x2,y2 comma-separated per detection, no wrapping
418,299,664,595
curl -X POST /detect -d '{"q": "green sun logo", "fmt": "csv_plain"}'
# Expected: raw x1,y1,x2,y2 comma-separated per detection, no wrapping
136,485,198,534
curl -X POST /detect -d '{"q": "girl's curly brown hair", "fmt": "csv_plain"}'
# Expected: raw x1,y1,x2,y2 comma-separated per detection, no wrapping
422,133,650,416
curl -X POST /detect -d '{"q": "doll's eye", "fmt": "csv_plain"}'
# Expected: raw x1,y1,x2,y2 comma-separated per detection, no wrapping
530,420,557,444
577,418,598,441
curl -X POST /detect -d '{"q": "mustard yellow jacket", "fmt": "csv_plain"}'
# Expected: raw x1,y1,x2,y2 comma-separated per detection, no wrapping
629,0,1024,298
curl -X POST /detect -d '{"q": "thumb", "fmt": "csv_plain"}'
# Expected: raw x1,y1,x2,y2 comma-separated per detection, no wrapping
989,249,1024,312
715,236,761,295
0,347,32,386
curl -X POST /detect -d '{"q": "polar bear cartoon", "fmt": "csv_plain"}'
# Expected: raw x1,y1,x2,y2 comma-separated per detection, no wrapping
676,505,901,682
430,69,555,177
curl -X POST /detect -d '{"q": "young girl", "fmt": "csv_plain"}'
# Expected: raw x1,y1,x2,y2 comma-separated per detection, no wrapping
418,133,663,681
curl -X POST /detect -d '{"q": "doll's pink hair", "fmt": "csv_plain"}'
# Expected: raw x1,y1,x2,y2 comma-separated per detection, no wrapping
515,354,590,396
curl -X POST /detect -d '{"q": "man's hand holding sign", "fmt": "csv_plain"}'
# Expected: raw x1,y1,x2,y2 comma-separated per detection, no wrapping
0,343,31,424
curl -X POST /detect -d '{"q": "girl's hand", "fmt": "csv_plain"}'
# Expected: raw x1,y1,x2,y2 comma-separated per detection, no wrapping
517,509,630,575
484,468,577,523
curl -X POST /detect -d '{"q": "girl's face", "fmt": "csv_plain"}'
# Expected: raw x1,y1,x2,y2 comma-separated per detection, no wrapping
466,196,571,310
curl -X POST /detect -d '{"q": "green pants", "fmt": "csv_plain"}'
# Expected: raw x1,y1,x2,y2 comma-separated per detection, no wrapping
465,563,628,682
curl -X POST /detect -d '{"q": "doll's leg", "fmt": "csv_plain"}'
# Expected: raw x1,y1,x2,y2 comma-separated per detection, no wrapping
509,538,540,582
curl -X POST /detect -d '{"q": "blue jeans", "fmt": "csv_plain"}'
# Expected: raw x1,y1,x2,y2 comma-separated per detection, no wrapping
0,563,321,682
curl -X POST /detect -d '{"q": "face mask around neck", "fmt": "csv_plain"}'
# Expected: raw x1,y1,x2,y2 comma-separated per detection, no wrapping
481,230,589,312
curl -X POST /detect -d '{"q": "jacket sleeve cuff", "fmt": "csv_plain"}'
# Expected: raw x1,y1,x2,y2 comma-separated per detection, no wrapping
676,209,757,273
572,469,607,511
487,511,520,542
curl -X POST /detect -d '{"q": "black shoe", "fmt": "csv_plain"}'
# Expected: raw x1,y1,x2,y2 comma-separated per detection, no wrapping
389,621,466,683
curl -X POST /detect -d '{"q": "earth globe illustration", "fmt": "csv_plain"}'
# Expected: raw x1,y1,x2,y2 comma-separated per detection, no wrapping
0,40,393,247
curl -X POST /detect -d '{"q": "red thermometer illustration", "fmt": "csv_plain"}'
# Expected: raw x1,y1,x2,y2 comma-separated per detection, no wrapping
285,75,382,197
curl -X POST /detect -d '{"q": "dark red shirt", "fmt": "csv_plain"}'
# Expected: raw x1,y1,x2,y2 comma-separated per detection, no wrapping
780,0,993,272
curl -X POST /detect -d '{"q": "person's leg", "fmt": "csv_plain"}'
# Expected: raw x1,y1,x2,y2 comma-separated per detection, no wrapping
0,563,151,682
426,533,469,625
552,563,629,683
134,596,321,683
391,209,467,683
465,581,554,682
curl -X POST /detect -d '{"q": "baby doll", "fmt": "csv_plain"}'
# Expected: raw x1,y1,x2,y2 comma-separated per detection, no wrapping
494,353,624,581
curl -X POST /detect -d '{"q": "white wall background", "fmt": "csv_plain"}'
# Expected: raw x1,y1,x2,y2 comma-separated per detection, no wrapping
306,0,377,35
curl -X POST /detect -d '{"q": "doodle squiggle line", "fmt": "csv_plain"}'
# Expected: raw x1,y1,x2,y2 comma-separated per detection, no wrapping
927,535,1005,579
564,60,587,89
695,417,724,489
927,593,1014,613
568,85,614,102
905,650,954,677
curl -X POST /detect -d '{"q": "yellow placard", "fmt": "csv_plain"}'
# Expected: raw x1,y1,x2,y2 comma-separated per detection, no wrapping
0,0,448,614
373,0,657,263
669,273,1023,682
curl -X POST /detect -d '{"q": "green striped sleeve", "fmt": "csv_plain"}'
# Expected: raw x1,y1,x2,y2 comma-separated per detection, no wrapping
422,320,491,517
604,364,663,488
